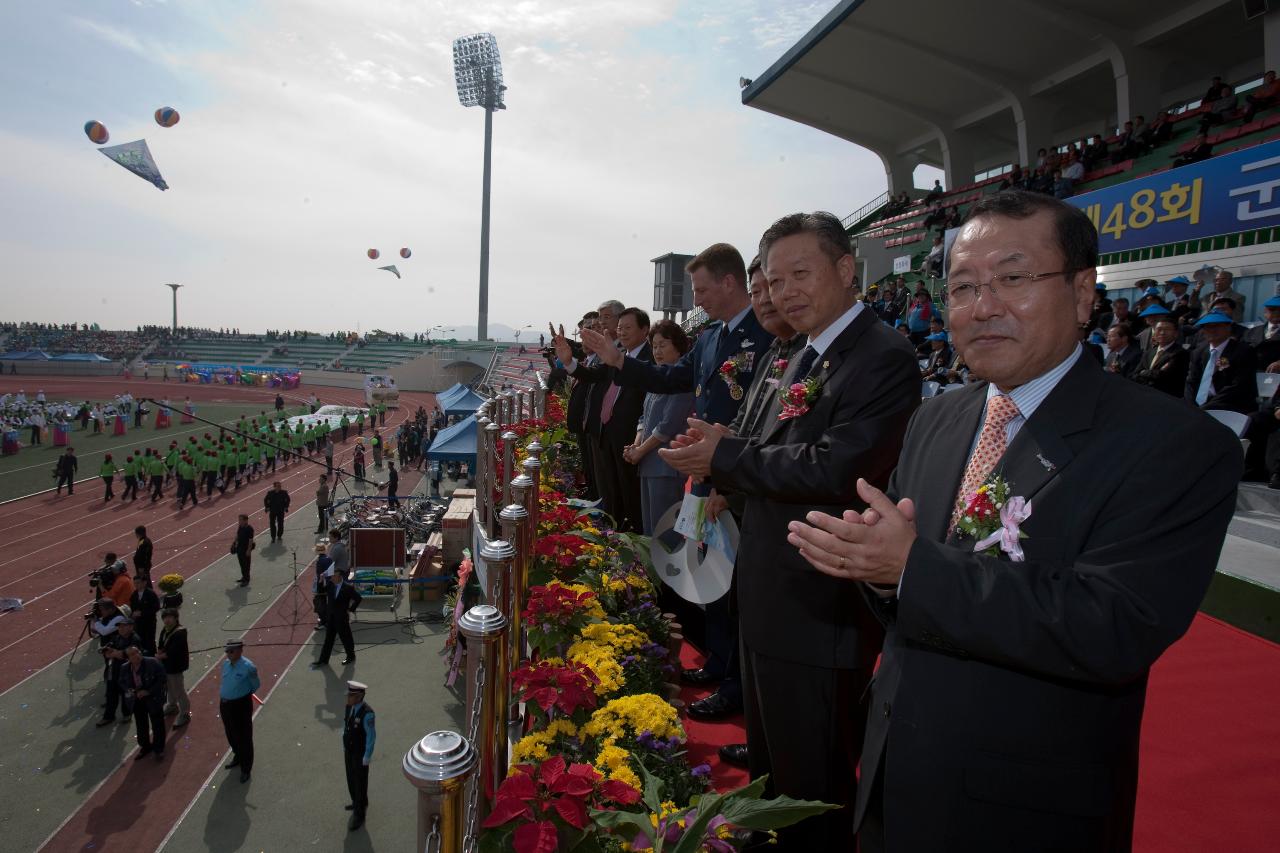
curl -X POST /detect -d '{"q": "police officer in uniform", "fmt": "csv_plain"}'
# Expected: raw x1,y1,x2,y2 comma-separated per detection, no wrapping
342,680,376,831
219,639,260,783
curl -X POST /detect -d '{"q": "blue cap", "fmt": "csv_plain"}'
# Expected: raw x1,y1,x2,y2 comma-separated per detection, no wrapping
1165,275,1192,285
1195,312,1233,326
1138,304,1171,318
1143,286,1161,297
1264,296,1280,309
1088,329,1106,344
1095,282,1107,290
925,332,949,341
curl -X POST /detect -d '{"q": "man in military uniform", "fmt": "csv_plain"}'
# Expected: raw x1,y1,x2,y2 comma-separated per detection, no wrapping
342,681,376,831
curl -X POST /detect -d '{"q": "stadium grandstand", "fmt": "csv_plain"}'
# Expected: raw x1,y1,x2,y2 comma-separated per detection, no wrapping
738,0,1280,633
741,0,1280,316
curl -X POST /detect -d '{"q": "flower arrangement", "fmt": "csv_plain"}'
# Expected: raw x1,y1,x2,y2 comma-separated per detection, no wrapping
777,376,822,421
512,658,600,725
157,573,185,594
717,353,754,401
953,474,1032,561
764,357,788,389
567,638,626,696
524,582,607,659
512,718,586,766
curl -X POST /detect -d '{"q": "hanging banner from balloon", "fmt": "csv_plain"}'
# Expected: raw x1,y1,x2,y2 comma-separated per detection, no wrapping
377,265,401,279
99,139,169,191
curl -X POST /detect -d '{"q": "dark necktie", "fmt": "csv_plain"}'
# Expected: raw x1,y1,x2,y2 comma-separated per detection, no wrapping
792,345,819,381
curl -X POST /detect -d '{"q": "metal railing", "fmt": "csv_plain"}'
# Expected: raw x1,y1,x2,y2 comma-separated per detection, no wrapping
842,190,890,232
403,372,549,853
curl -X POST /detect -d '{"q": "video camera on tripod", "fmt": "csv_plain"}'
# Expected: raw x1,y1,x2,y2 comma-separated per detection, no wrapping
88,558,126,592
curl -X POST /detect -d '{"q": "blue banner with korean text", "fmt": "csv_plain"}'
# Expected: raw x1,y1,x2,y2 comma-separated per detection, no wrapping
1068,139,1280,253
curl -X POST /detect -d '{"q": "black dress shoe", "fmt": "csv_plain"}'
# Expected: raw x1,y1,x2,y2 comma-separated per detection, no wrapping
344,804,356,811
718,743,749,768
225,758,240,769
687,692,742,721
240,770,251,784
134,749,152,761
341,657,356,665
680,667,721,686
348,812,364,831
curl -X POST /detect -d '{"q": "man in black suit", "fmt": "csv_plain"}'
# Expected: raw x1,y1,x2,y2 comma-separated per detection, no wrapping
1185,311,1259,414
660,212,920,850
565,312,600,500
1103,323,1141,378
1245,295,1280,371
313,567,363,667
787,191,1241,853
568,308,653,531
1131,317,1189,397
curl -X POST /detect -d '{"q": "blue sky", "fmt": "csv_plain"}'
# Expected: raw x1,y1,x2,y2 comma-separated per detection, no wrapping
0,0,901,337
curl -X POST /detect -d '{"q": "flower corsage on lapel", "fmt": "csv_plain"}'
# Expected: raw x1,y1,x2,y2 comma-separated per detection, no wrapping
954,475,1032,561
777,376,823,421
718,352,754,401
764,357,789,390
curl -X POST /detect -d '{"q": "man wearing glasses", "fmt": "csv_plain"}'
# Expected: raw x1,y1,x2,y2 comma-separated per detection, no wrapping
787,191,1240,852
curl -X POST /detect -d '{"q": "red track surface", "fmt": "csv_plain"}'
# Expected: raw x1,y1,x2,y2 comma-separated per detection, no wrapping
0,376,432,851
0,378,412,698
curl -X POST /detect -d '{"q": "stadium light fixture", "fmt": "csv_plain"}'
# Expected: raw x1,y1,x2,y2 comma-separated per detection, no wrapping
453,33,506,342
164,283,182,333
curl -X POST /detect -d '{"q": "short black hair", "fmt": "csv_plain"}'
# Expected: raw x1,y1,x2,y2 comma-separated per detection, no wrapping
758,211,852,269
618,307,651,329
956,190,1098,276
1211,296,1237,311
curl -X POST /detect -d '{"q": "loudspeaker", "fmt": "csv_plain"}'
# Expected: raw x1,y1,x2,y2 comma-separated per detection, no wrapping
1243,0,1269,21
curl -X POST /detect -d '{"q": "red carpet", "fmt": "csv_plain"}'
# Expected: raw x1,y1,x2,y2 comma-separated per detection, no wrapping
680,614,1280,852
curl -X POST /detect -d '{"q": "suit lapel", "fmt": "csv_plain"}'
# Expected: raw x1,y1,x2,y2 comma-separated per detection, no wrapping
762,309,875,443
920,386,987,542
993,356,1100,508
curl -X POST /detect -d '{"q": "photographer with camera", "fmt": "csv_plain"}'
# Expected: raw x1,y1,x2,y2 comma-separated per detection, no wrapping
92,554,135,609
95,614,141,727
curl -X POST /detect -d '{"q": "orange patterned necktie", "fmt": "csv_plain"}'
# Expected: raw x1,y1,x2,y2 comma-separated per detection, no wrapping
951,394,1022,528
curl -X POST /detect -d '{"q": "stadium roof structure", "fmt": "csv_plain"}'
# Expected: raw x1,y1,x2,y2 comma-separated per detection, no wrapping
742,0,1278,192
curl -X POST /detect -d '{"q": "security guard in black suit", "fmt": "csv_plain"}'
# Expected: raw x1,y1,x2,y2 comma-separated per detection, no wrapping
342,680,375,831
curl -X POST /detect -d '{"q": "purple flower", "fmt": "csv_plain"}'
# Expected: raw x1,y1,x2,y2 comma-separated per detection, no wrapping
691,763,712,778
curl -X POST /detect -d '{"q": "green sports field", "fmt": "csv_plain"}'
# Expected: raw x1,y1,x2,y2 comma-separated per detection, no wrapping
0,402,308,502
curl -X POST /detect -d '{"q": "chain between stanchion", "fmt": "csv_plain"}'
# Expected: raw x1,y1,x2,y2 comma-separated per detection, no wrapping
462,658,486,853
424,813,441,853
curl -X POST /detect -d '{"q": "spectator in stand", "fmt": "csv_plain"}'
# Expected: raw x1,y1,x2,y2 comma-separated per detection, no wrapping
1243,70,1280,122
1034,147,1048,169
1101,296,1131,331
1185,312,1259,412
1083,134,1108,170
920,332,953,382
1062,150,1085,183
1201,269,1246,322
1104,324,1141,378
1052,168,1074,199
1200,76,1238,131
923,179,943,205
1111,120,1141,163
1132,317,1190,397
1173,133,1213,167
1244,295,1280,372
944,205,964,229
922,204,946,231
1029,165,1054,194
1163,274,1200,325
1146,110,1174,147
905,284,935,345
1135,303,1173,352
923,235,944,277
915,316,947,358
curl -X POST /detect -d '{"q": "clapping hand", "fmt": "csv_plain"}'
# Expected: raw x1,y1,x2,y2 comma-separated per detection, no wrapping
657,419,731,480
579,327,623,368
548,324,575,367
785,479,917,587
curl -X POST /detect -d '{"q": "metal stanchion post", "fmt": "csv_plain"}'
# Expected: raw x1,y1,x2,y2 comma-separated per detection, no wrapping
484,422,500,537
521,456,541,541
498,501,529,727
505,477,533,670
402,730,477,853
500,431,517,507
475,416,491,529
477,540,514,800
456,604,508,825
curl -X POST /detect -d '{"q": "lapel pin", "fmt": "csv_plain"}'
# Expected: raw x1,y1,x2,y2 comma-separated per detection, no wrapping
822,360,830,371
1036,453,1056,472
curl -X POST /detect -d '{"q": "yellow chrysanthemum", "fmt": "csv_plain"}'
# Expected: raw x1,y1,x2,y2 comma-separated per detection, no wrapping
577,621,649,653
581,694,684,747
567,640,625,695
510,718,578,766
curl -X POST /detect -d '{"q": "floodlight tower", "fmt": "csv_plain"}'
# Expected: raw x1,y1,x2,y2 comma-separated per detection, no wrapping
164,283,182,333
453,33,506,343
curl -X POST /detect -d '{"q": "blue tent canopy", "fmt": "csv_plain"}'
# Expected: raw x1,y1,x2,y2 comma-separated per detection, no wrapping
50,352,111,362
426,414,477,468
437,383,488,417
0,350,51,360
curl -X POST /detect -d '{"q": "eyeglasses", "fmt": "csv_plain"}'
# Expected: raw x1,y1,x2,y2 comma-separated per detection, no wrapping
946,270,1074,310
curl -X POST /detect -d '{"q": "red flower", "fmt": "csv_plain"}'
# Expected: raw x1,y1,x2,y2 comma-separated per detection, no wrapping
482,755,641,849
511,659,600,718
513,821,558,853
600,779,642,805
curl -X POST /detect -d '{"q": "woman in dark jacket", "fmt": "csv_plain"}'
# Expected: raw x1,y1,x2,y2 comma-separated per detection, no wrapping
156,609,191,726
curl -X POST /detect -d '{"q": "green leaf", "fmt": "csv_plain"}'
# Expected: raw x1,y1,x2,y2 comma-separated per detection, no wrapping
589,808,653,846
637,762,666,814
718,794,840,830
668,790,731,853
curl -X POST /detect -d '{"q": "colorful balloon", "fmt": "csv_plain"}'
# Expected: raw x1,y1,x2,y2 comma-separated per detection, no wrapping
367,248,380,260
154,107,180,127
400,247,412,259
84,120,109,144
